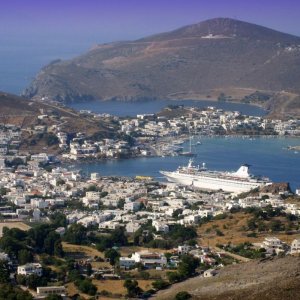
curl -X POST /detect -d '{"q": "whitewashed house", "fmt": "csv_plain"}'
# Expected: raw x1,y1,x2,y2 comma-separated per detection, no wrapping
290,239,300,254
17,263,43,276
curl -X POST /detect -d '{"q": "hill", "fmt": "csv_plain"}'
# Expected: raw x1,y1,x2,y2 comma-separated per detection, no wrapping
23,18,300,118
0,92,114,154
154,255,300,300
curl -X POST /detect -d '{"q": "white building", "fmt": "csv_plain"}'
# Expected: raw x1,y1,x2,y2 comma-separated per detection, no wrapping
37,286,66,297
30,198,48,209
17,263,43,276
178,245,192,255
290,239,300,254
0,158,5,168
124,201,140,212
131,251,167,268
261,237,284,252
126,222,141,233
32,208,41,221
119,257,136,269
91,173,100,181
152,220,169,233
203,269,217,277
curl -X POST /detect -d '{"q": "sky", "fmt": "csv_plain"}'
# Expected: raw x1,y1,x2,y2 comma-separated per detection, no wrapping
0,0,300,94
1,0,300,42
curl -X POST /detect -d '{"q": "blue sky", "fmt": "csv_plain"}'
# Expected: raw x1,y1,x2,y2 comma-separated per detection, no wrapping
1,0,300,43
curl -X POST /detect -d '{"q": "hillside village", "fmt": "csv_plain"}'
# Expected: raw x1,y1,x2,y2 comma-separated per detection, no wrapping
1,105,300,161
0,149,299,298
0,103,299,299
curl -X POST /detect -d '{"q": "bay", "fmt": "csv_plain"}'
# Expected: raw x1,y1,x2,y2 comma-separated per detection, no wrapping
76,136,300,191
68,99,267,117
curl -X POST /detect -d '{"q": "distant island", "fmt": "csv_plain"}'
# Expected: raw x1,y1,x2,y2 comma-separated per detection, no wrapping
23,17,300,119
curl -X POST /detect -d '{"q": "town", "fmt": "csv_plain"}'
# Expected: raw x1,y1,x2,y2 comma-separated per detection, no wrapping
1,105,300,161
0,144,299,298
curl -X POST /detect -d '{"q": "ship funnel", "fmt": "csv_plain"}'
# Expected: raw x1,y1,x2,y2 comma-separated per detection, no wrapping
234,164,250,178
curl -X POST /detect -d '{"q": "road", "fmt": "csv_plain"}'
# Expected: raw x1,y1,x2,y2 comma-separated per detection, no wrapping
214,246,251,262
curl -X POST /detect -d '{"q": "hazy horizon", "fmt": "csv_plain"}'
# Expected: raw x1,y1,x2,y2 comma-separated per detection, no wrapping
1,0,300,94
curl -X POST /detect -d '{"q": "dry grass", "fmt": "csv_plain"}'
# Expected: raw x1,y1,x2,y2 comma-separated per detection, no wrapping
62,242,105,258
62,243,111,268
66,279,153,298
0,221,31,235
154,256,300,300
93,279,154,295
66,282,90,300
197,212,300,247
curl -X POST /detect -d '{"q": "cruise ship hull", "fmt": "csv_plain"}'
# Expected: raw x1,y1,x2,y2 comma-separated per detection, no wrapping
160,171,266,193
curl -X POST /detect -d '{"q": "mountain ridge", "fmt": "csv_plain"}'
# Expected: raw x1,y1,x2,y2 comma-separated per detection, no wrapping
23,18,300,117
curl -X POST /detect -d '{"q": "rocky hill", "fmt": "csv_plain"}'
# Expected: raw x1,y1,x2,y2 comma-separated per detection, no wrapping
23,18,300,117
0,92,114,154
154,256,300,300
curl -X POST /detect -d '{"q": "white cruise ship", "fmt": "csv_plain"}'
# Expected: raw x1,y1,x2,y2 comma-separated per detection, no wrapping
160,160,271,193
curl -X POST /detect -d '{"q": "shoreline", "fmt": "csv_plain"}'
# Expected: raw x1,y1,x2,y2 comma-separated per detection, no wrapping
60,134,300,165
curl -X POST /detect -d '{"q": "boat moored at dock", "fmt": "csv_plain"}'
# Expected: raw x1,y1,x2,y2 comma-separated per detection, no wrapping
160,159,272,193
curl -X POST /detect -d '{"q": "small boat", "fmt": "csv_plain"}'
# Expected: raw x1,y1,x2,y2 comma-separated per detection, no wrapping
179,151,197,157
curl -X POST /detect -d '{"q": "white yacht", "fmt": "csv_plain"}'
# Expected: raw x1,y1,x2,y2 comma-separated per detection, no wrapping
160,160,271,193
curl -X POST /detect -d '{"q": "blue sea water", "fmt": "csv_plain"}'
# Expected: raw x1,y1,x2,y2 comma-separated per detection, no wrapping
0,36,88,94
76,136,300,191
69,99,267,117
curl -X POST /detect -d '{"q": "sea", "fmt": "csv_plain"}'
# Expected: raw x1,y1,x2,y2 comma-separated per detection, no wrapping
69,99,266,117
75,136,300,191
68,100,299,190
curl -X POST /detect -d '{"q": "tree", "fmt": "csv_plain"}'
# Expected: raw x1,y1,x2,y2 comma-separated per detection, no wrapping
124,279,142,297
77,279,97,295
25,274,48,289
0,235,24,257
166,224,197,245
167,271,182,283
18,249,33,264
0,260,10,283
2,227,27,241
257,221,267,232
63,224,87,245
46,133,59,146
247,218,257,231
28,224,52,250
43,232,61,255
270,220,283,232
86,184,98,192
111,228,128,246
50,212,67,228
175,291,192,300
117,199,125,209
0,187,8,196
86,263,92,276
139,271,150,280
9,158,25,167
177,255,199,278
152,279,169,290
104,249,120,266
54,240,64,257
45,295,63,300
96,236,113,252
0,284,33,300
